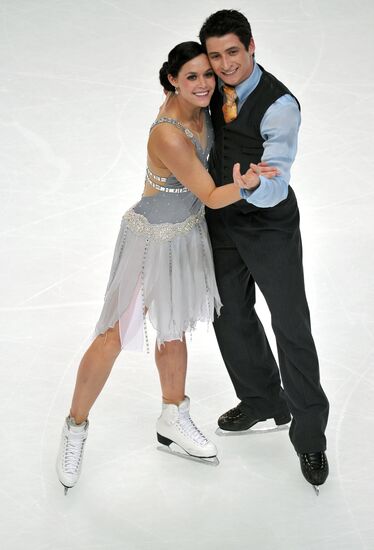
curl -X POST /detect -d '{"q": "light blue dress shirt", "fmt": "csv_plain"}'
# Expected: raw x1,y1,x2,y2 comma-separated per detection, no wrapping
220,62,301,208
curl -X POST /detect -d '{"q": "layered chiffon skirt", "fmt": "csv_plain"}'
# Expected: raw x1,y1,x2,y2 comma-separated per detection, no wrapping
92,204,222,351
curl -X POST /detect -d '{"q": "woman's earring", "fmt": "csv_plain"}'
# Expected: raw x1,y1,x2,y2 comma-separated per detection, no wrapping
174,87,180,95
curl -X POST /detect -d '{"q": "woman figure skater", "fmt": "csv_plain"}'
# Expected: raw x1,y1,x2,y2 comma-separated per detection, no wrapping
56,41,278,494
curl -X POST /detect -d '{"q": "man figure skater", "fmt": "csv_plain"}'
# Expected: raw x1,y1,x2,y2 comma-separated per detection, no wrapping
199,9,329,492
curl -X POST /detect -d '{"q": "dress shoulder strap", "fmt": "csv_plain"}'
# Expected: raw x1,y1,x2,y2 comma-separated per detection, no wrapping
150,117,199,147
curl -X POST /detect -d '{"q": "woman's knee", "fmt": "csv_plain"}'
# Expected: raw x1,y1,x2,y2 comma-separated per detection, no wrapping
157,337,186,355
97,323,122,355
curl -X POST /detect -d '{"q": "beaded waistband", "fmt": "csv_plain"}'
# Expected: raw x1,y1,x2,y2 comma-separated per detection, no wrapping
123,206,205,241
145,168,188,194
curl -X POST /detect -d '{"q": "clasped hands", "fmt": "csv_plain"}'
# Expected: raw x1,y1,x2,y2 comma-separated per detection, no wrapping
233,162,280,190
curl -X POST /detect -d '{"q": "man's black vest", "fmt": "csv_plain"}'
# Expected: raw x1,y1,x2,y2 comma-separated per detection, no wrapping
209,65,300,188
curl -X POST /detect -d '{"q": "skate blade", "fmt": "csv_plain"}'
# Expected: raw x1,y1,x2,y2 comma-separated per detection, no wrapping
157,444,219,467
60,483,70,496
313,485,320,496
215,423,289,437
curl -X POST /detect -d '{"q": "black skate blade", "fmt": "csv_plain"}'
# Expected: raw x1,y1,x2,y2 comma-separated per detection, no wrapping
157,444,219,467
215,422,289,437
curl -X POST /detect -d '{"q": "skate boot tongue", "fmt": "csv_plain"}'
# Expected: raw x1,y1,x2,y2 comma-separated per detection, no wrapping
177,398,208,446
178,396,190,414
67,416,88,433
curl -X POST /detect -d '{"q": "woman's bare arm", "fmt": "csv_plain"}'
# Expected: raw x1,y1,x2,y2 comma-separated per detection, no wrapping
149,126,279,209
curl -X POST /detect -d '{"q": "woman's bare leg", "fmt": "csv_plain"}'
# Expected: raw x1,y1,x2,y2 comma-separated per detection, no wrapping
69,322,122,424
155,336,187,405
154,336,218,459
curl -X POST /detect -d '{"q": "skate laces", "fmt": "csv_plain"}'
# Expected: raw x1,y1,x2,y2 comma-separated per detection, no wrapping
178,412,208,446
302,452,325,470
63,434,86,474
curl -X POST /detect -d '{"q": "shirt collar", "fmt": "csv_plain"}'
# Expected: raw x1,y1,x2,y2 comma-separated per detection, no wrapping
218,61,262,103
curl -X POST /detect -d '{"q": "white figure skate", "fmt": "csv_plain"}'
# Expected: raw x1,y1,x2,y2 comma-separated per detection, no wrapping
56,416,89,494
156,396,219,466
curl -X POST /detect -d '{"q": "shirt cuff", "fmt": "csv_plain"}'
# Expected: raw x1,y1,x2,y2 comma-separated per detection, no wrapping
239,181,262,201
240,175,289,207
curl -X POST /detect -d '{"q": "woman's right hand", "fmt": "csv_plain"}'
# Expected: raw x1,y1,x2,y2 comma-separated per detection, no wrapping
233,162,280,190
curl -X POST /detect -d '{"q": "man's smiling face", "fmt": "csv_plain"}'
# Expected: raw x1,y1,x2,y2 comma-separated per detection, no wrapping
205,33,255,87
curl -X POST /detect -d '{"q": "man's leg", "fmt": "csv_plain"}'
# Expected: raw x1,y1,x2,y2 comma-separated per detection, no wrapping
207,211,289,419
233,189,329,453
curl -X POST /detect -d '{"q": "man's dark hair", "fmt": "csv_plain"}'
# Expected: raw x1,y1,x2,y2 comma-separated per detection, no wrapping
199,9,252,50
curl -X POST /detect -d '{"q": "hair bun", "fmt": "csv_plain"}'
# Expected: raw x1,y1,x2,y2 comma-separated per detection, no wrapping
159,61,174,92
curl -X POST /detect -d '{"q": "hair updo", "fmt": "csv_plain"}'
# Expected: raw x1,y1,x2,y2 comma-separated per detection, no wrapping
159,41,205,92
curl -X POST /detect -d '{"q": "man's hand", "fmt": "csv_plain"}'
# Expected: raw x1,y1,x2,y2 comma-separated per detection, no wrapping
233,162,280,190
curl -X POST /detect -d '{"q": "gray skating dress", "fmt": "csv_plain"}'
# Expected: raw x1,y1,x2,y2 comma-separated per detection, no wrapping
93,112,222,351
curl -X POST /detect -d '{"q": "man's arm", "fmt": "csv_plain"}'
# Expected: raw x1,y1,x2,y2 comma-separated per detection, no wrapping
240,94,301,207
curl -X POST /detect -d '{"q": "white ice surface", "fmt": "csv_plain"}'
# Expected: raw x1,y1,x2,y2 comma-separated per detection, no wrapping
1,1,373,549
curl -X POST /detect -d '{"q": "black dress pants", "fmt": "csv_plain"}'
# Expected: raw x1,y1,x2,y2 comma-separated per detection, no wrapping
206,187,329,453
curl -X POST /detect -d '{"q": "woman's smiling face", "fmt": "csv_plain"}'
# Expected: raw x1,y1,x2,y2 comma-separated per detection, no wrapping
168,53,216,107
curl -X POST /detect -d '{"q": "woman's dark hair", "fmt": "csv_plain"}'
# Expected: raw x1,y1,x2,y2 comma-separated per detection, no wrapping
159,41,205,92
199,9,252,50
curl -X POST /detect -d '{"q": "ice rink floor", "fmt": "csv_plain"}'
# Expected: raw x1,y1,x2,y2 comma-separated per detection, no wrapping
1,1,373,549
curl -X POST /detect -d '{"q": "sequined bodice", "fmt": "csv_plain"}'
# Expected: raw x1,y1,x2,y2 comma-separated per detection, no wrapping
133,109,214,224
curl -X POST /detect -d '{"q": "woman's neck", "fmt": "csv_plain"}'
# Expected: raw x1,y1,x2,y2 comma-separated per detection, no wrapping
162,93,203,128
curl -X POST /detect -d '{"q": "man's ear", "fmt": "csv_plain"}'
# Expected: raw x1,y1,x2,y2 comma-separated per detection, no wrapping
248,37,255,56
